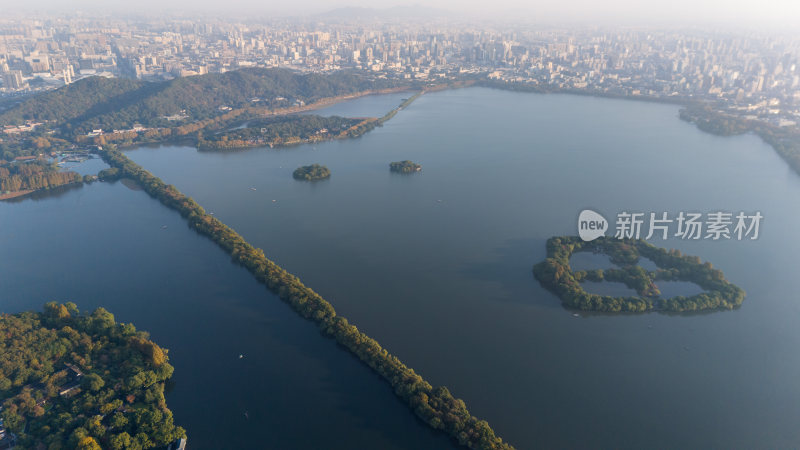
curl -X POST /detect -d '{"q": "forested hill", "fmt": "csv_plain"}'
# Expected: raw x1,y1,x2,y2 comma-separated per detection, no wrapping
0,77,147,126
0,68,406,134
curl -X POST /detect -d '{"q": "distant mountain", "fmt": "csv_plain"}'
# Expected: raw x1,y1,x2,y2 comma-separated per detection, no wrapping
320,5,451,19
0,68,404,134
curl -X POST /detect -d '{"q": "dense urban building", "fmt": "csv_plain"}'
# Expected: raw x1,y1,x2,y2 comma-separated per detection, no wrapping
0,14,798,127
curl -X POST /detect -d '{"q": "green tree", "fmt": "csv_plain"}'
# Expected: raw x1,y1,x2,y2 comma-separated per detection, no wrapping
76,436,102,450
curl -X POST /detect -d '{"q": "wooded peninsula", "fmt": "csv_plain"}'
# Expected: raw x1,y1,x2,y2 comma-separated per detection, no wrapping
0,68,420,161
198,115,368,150
0,303,185,449
0,160,82,199
97,147,512,450
533,236,745,313
0,69,431,198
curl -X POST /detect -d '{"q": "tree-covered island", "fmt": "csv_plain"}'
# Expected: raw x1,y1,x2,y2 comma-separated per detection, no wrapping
533,236,745,313
293,164,331,181
389,160,422,173
0,303,185,449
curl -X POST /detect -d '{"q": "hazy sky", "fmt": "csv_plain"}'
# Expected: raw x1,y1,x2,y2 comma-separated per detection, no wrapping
7,0,800,27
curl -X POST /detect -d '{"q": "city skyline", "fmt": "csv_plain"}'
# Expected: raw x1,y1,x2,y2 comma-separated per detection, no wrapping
1,12,799,137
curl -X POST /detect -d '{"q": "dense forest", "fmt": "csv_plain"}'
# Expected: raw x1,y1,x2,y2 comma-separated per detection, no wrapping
0,77,147,126
0,160,81,193
390,160,422,173
533,236,745,313
198,115,365,150
98,147,512,450
0,68,407,136
292,164,331,181
0,303,185,449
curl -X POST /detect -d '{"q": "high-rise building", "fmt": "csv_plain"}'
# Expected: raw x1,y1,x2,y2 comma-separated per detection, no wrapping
2,70,26,90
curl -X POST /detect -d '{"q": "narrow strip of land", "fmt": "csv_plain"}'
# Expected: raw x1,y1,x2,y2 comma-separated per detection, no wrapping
98,96,512,450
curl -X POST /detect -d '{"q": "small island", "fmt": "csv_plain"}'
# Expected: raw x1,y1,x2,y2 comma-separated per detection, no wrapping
98,167,122,180
0,302,185,449
533,236,745,313
389,160,422,173
293,164,331,181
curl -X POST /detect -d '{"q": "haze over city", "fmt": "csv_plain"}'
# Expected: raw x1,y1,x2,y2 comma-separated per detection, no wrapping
5,0,800,27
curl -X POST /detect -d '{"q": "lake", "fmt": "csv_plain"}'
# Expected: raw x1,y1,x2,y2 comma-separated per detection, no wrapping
0,182,454,449
5,87,800,448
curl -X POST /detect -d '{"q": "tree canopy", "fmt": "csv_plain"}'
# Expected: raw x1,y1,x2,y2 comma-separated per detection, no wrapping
0,303,185,449
0,160,81,193
390,160,422,173
293,164,331,181
199,115,365,150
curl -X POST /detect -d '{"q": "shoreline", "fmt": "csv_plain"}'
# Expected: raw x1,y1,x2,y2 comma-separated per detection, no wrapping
197,91,424,151
478,80,800,179
0,181,86,202
82,86,419,151
263,86,414,116
0,189,34,200
196,117,381,151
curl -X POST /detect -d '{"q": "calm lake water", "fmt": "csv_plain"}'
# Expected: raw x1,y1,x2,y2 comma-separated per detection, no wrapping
4,87,800,448
0,182,454,449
